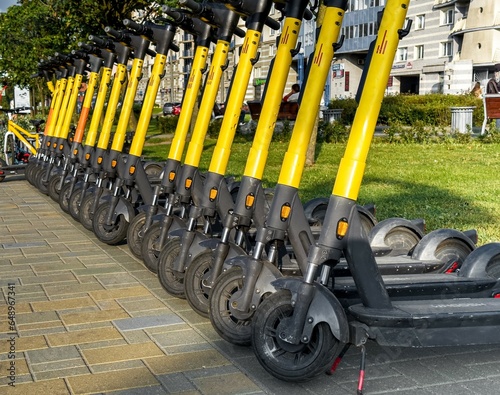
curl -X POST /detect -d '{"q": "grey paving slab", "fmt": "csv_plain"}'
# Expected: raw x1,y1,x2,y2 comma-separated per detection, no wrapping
113,313,184,331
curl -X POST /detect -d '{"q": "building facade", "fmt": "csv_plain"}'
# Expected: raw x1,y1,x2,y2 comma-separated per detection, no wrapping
331,0,500,99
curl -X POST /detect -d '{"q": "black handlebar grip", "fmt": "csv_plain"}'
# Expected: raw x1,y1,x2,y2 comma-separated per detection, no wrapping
105,26,128,41
234,26,245,38
88,35,108,48
265,17,280,30
123,19,146,34
169,42,180,52
178,0,202,13
162,5,184,22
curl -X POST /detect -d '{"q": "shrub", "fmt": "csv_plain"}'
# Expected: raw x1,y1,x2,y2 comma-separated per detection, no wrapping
330,94,483,127
318,121,349,143
157,116,178,134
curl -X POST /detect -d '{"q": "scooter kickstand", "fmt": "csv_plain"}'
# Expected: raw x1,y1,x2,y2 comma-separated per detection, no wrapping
357,344,367,395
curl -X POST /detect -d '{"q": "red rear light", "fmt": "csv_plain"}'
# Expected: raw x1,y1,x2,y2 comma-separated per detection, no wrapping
445,261,460,274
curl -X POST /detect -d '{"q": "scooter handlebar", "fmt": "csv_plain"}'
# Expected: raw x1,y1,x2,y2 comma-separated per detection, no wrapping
162,6,184,23
88,35,113,49
104,26,130,43
265,17,280,31
123,19,147,35
178,0,202,13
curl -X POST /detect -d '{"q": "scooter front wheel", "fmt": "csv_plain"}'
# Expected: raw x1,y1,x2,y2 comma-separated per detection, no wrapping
92,202,128,245
48,174,62,202
141,222,162,273
184,250,212,318
36,169,49,195
209,266,252,346
127,211,147,258
252,289,339,382
157,237,185,298
69,187,83,222
79,193,95,230
59,182,73,213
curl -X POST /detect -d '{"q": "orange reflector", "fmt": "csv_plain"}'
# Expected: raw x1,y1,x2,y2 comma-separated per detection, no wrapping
185,178,192,189
97,156,103,164
73,149,78,156
336,218,349,239
245,194,255,209
111,160,117,168
53,143,57,148
209,188,218,201
280,203,291,221
46,142,51,147
85,153,91,160
168,171,176,182
129,166,135,175
59,144,64,150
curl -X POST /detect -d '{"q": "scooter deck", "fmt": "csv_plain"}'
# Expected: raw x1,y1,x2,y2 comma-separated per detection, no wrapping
349,298,500,347
335,272,497,303
334,255,443,276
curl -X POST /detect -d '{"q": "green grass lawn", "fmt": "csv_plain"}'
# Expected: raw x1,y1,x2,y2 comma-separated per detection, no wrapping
143,138,500,245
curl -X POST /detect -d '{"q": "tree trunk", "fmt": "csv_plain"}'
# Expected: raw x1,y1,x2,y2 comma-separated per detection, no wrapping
305,112,319,166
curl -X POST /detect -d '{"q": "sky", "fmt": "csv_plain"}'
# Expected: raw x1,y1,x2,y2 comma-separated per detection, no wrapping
0,0,18,13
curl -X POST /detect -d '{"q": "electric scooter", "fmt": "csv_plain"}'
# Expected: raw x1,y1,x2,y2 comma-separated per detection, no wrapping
126,1,244,260
251,0,500,384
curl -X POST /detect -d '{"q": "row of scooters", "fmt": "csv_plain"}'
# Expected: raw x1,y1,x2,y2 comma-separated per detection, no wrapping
24,0,500,385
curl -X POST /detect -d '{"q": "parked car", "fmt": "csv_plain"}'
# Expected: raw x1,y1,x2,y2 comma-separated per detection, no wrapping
163,102,181,116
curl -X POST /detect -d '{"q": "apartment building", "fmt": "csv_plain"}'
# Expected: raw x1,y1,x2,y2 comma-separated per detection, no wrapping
330,0,500,98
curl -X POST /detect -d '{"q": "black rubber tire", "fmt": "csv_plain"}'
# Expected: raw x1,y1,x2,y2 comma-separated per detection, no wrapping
30,165,44,187
92,202,128,245
48,174,62,202
127,211,147,259
36,169,49,195
141,222,162,273
486,255,500,278
157,237,185,298
59,182,73,213
434,238,474,268
252,290,339,382
208,266,253,346
184,250,213,318
69,187,83,222
25,162,36,184
79,193,95,230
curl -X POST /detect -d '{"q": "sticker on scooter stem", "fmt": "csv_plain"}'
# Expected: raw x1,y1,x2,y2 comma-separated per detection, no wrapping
376,30,388,54
313,44,323,66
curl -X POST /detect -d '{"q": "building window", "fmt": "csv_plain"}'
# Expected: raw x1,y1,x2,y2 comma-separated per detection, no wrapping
442,9,454,25
397,47,408,62
441,41,453,57
416,14,425,30
415,45,424,59
269,44,275,57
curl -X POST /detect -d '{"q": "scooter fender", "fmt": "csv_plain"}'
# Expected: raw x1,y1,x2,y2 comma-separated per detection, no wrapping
198,238,247,258
167,228,210,270
459,242,500,279
411,228,476,262
99,195,135,223
226,256,283,316
271,277,350,344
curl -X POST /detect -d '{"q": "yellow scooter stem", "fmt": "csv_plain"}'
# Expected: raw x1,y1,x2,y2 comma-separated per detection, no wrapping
85,67,112,147
244,17,302,179
277,6,345,188
96,63,127,151
333,0,410,200
183,40,230,167
208,30,261,175
168,45,210,161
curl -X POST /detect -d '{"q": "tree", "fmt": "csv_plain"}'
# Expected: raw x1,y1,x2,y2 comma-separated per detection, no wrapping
0,0,171,88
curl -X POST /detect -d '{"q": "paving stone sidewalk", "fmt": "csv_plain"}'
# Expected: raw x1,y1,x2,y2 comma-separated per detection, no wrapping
2,177,500,395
